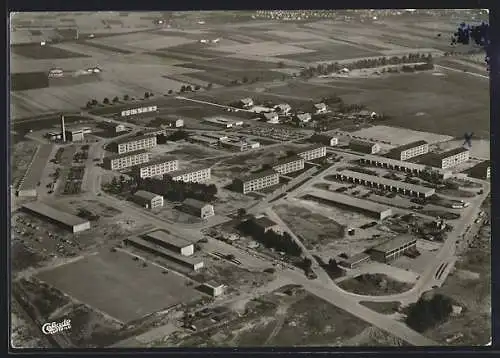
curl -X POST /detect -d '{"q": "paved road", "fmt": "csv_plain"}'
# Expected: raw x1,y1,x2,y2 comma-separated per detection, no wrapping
434,64,489,80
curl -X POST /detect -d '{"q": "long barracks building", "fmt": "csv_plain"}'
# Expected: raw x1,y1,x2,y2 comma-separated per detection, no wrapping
104,149,150,170
297,145,327,161
359,154,452,179
114,134,157,154
387,140,429,161
166,167,211,183
332,169,435,198
272,155,305,175
134,157,178,179
232,170,280,194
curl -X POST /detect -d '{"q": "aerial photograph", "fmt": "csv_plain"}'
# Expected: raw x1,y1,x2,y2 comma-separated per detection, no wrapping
10,10,490,349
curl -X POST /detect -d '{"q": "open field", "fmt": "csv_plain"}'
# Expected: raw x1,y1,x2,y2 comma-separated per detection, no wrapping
349,125,454,146
274,203,345,250
36,250,202,323
186,69,285,86
278,43,382,62
11,44,91,59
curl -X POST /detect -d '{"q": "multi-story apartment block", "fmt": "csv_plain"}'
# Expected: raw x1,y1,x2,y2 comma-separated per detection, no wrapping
135,158,178,179
297,145,327,161
166,167,211,183
115,134,157,154
232,170,280,194
103,150,150,171
430,148,470,169
272,155,305,175
388,140,429,160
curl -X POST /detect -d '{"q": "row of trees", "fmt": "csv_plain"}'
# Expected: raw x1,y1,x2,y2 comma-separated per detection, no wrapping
137,177,217,202
405,294,454,332
238,220,302,257
104,175,137,195
299,53,434,78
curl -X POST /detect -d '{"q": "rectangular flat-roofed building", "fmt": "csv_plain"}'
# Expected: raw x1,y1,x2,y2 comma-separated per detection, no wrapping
166,167,211,183
132,190,164,209
349,139,381,154
200,281,225,297
251,216,282,234
339,253,370,269
387,140,429,161
203,116,243,128
272,155,305,175
201,133,228,141
466,160,490,180
144,230,194,256
297,145,327,161
65,128,85,142
369,235,418,262
124,237,204,271
189,135,219,146
429,148,470,169
22,201,91,233
359,154,453,179
115,134,157,154
333,170,435,198
134,157,178,179
182,198,214,219
103,149,150,171
303,190,393,220
17,144,53,197
232,170,280,194
98,121,127,133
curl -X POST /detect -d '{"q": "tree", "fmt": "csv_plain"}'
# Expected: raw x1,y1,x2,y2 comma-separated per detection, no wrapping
278,61,285,68
123,94,129,101
206,83,213,90
91,99,98,105
186,85,192,92
144,92,150,99
194,85,201,91
242,76,248,84
180,85,187,92
285,150,297,157
85,101,92,109
112,96,119,103
103,97,110,104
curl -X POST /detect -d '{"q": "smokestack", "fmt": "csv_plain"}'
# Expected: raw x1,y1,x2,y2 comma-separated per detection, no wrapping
61,115,66,142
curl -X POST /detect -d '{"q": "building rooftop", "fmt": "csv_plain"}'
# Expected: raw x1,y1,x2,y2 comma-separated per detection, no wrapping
434,147,470,160
167,166,210,178
22,201,90,228
183,198,210,210
337,170,435,194
115,133,157,145
298,144,327,153
135,156,177,169
126,237,202,266
18,144,53,192
105,149,149,161
372,235,417,254
237,169,279,182
189,135,218,144
341,252,370,266
133,190,162,201
466,160,490,178
305,190,392,214
363,154,452,176
273,155,304,167
203,280,224,288
391,140,428,153
252,216,279,228
144,230,192,249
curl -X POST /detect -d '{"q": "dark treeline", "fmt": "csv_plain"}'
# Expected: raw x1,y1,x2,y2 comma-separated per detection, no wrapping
137,176,217,202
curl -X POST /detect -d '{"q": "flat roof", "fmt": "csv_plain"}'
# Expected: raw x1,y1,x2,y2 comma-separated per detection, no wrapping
362,154,451,175
133,190,162,201
115,133,156,145
105,149,148,161
145,230,192,249
466,160,490,178
167,166,210,178
305,189,392,214
391,140,428,152
237,169,278,182
434,147,469,160
336,170,435,194
18,144,53,192
372,235,417,254
298,144,327,153
126,237,202,266
203,280,223,288
273,155,304,167
342,252,370,265
136,157,177,169
22,201,90,228
183,198,210,210
189,135,218,144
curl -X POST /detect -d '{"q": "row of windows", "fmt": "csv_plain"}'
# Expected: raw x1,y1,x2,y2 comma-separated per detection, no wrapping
118,138,157,153
172,170,211,183
243,176,280,193
110,154,150,170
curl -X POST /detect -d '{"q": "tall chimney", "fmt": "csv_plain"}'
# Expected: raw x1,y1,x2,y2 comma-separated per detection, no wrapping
61,115,66,142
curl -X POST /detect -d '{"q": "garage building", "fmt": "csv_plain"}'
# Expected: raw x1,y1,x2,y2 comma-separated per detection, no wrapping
369,235,418,263
303,190,392,220
144,230,194,256
181,198,215,219
17,144,53,197
22,201,91,233
132,190,164,209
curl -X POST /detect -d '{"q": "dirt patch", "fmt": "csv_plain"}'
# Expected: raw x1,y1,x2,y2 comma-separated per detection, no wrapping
338,274,413,296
